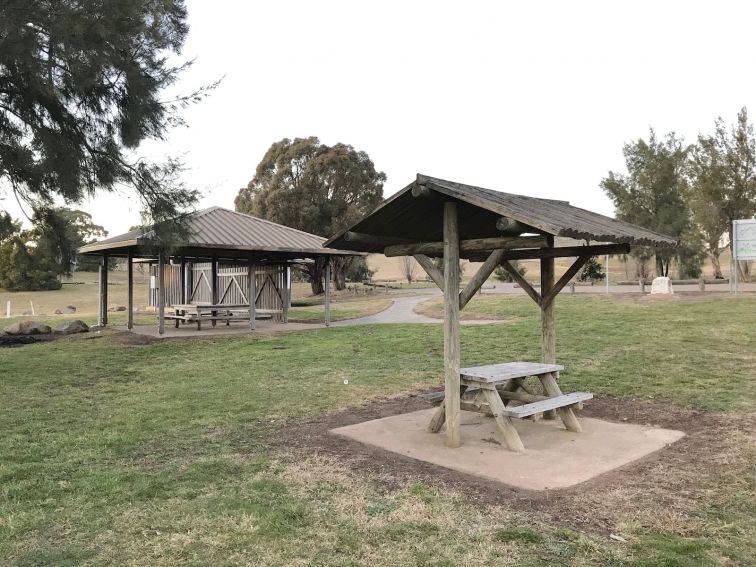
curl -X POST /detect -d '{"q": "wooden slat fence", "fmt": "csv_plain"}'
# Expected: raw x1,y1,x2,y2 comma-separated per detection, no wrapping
149,262,288,322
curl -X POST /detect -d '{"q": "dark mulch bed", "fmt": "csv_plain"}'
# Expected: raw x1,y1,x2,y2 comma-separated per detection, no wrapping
0,335,45,347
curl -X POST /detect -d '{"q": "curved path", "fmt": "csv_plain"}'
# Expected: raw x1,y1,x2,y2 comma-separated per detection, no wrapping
332,294,502,326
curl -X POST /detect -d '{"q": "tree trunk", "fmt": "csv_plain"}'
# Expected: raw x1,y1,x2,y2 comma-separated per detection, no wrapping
709,251,723,279
332,256,350,290
655,255,668,277
305,258,326,295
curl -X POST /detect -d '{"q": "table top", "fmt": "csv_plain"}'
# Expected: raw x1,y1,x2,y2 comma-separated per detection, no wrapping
460,361,564,383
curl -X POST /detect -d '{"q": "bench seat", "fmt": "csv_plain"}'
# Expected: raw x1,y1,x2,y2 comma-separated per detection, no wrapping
501,392,593,418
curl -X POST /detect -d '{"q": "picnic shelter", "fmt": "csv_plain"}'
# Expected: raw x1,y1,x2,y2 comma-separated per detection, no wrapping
326,174,676,451
78,207,359,334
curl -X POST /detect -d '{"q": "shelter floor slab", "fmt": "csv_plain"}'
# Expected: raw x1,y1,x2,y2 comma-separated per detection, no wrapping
331,408,684,490
115,320,317,338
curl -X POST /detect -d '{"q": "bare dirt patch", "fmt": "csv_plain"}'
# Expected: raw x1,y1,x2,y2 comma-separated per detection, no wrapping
275,395,755,535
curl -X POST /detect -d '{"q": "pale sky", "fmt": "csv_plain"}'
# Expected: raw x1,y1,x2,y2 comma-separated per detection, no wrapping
5,0,756,236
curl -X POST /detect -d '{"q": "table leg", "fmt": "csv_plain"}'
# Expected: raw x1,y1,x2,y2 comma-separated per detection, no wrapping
212,310,217,327
484,389,525,452
538,371,581,432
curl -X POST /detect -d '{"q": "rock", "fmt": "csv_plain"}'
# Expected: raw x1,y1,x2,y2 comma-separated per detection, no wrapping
54,309,63,314
3,321,52,335
63,306,77,314
54,320,89,335
650,276,674,295
108,304,126,312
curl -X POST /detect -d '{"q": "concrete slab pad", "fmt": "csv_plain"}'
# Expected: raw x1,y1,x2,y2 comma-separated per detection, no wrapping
331,409,684,490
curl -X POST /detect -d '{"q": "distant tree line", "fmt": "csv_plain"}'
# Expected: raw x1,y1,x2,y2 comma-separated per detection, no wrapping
602,108,756,280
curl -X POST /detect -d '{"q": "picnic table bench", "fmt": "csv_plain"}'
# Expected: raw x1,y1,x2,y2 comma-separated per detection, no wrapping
425,361,592,452
167,304,280,330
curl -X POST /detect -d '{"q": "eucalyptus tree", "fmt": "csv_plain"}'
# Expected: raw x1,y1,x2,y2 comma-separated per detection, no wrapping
236,137,385,293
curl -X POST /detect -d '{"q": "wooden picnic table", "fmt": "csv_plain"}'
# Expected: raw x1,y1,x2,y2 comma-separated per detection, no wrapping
426,361,592,452
168,303,278,330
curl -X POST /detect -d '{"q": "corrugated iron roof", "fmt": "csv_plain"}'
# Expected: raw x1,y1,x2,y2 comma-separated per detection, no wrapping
325,174,677,253
79,207,357,257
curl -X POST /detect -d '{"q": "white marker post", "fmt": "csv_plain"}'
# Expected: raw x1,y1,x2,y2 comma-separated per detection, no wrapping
605,254,610,294
5,301,10,319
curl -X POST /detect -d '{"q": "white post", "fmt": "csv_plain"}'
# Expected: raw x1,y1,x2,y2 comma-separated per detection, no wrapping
158,253,165,335
5,300,10,319
605,254,610,294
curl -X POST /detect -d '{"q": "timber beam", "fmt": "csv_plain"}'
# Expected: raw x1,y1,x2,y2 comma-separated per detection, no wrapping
343,231,417,247
540,255,591,309
501,260,542,306
413,254,444,290
384,235,547,258
459,249,505,309
495,217,530,235
499,243,630,262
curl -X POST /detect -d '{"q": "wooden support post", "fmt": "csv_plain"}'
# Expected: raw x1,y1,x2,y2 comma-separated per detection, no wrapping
127,250,134,330
283,261,290,323
158,253,165,336
211,256,218,327
180,256,186,305
99,254,109,326
248,260,256,330
540,242,556,420
324,259,331,327
639,278,646,293
443,202,461,448
539,240,580,430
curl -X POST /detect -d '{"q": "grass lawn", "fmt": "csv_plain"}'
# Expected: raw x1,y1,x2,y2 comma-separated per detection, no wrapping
1,295,754,565
288,298,392,322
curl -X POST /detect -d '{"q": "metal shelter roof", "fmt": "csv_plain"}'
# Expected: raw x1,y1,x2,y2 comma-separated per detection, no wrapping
325,174,677,255
79,206,360,260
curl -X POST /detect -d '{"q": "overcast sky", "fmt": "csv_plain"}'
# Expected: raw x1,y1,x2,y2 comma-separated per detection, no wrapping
6,0,756,236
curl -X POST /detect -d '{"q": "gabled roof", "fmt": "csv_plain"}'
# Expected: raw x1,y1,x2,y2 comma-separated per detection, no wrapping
79,206,359,259
325,174,677,253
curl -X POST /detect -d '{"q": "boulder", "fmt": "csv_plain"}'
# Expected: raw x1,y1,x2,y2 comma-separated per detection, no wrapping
650,276,674,295
54,309,63,314
63,306,77,314
54,320,89,335
3,321,52,335
108,304,127,312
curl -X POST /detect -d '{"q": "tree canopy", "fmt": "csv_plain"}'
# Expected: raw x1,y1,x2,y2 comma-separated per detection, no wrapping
600,130,698,277
0,0,206,227
236,137,385,293
689,107,756,278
